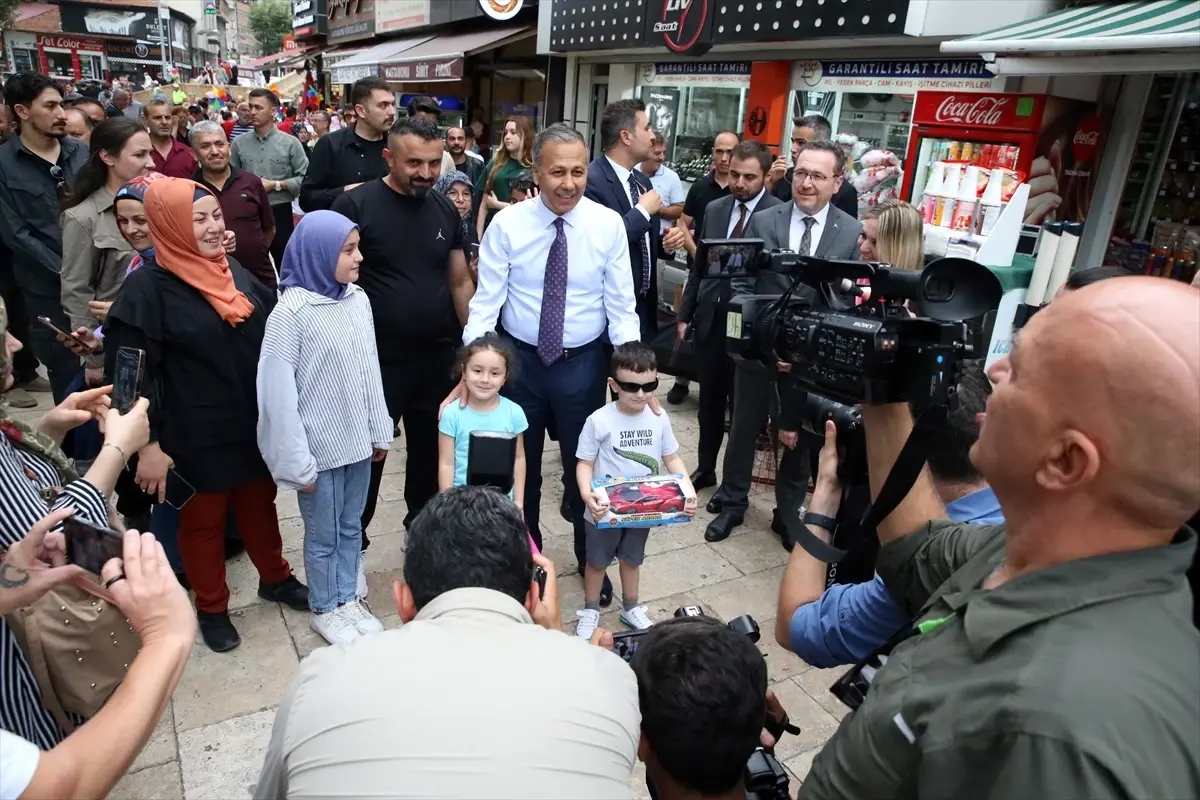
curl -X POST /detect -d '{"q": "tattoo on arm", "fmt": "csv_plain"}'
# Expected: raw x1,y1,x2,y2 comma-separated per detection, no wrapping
0,562,30,588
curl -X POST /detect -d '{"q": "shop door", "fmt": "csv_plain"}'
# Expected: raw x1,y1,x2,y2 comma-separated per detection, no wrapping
590,82,607,160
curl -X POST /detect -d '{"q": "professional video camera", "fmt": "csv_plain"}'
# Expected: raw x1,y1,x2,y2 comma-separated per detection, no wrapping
621,607,796,800
699,238,1002,407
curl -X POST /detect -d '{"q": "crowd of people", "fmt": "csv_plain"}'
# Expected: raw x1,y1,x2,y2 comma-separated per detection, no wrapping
0,64,1197,800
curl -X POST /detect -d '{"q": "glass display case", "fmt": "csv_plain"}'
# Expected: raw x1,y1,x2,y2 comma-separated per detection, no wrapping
639,84,746,183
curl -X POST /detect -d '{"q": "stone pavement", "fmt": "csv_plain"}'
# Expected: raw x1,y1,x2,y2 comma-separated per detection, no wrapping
9,385,843,799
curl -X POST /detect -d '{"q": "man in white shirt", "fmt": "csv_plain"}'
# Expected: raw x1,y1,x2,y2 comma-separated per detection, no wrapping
639,134,685,234
255,487,640,799
459,123,640,603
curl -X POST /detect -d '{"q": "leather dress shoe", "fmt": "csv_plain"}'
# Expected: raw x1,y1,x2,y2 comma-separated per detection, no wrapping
771,508,794,552
197,611,240,652
704,513,744,542
706,496,724,514
258,575,309,611
560,494,572,523
690,468,717,491
666,382,689,404
578,566,615,607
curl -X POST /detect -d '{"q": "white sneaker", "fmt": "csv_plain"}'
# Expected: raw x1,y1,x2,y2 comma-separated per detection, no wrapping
355,553,368,599
341,600,384,634
576,608,601,639
310,610,360,645
620,605,654,631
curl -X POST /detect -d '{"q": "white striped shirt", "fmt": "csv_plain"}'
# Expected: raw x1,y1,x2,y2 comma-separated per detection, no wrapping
0,435,109,749
256,284,394,490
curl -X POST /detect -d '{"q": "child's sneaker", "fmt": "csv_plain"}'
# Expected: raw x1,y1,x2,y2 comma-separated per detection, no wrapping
356,553,368,599
342,600,384,634
310,610,360,645
620,604,654,631
576,608,600,639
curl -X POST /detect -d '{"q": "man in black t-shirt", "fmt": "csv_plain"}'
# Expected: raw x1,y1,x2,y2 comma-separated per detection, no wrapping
332,116,475,535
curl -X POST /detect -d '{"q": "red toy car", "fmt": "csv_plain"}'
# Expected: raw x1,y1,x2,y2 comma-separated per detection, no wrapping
607,481,685,515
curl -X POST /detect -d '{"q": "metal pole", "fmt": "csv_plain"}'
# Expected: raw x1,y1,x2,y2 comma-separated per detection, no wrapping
156,0,171,84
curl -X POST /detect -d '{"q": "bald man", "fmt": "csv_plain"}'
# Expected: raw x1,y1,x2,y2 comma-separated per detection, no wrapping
799,277,1200,800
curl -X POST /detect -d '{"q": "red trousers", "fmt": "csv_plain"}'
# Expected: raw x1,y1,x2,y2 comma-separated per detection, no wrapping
179,476,292,613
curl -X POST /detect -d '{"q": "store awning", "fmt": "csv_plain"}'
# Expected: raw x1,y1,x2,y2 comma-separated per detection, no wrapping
379,26,532,83
942,0,1200,54
327,35,434,84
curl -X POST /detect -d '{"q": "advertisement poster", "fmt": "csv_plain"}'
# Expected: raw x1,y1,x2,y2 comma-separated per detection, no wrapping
644,87,679,158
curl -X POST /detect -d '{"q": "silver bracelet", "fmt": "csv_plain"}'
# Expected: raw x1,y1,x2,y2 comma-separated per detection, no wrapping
102,442,129,467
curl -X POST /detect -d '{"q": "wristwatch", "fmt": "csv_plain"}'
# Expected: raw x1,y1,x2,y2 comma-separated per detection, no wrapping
274,180,283,192
802,511,839,532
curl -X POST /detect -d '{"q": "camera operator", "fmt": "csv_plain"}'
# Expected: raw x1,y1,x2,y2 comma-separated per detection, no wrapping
631,615,769,800
798,277,1200,798
255,486,641,799
776,363,1002,666
705,140,861,544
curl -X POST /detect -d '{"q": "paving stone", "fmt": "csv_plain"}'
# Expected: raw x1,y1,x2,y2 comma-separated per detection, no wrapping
707,525,791,575
694,566,787,624
636,543,742,602
766,676,842,763
784,748,820,786
131,702,179,772
172,604,297,733
178,709,276,799
792,665,850,721
756,618,813,682
112,761,183,800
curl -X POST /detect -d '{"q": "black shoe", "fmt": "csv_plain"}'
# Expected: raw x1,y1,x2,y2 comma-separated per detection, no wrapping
197,611,240,652
666,382,689,404
224,536,245,560
706,496,724,514
258,575,309,611
560,494,572,523
724,417,732,433
690,468,717,491
600,574,614,607
771,508,794,552
704,513,744,542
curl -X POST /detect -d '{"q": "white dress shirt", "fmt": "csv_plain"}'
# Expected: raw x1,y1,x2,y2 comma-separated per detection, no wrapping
789,201,830,255
464,195,641,347
606,156,654,262
643,163,685,232
727,187,767,237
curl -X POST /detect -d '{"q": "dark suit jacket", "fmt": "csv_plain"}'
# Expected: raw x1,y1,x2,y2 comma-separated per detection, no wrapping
771,168,859,219
585,155,656,296
679,191,782,342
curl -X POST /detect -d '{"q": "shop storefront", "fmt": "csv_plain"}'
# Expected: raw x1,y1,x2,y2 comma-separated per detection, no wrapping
36,34,107,82
105,39,167,79
4,32,39,75
57,2,195,79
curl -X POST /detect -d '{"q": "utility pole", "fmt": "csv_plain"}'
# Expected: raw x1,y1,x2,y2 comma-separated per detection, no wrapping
155,0,171,82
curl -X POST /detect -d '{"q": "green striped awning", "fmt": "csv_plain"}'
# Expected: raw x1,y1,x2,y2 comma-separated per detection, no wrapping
941,1,1200,54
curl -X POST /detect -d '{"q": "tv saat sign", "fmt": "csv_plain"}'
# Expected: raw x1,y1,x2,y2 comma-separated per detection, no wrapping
644,0,716,57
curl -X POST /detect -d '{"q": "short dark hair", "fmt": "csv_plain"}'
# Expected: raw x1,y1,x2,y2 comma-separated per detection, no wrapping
248,88,280,108
406,95,441,118
1065,266,1134,290
67,96,104,116
284,105,297,118
612,341,656,375
793,113,833,140
730,140,772,174
798,139,846,176
350,76,391,108
600,98,645,151
403,486,534,609
918,360,991,484
631,616,767,795
4,72,62,115
389,115,440,143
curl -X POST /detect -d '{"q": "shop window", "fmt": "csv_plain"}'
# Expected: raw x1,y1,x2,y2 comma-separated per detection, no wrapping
10,48,36,74
638,85,746,184
45,51,75,79
80,54,104,81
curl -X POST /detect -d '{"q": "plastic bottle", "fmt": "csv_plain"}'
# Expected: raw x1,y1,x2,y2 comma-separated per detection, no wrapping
976,168,1005,236
919,162,946,224
935,163,962,228
950,165,981,231
1045,221,1083,298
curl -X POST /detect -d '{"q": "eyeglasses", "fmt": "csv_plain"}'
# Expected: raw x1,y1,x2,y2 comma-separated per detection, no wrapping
794,169,831,185
613,378,659,394
49,165,66,195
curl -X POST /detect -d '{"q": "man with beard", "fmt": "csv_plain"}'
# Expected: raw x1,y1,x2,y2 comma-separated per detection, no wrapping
145,97,196,179
0,72,88,401
299,77,395,212
445,126,484,186
226,102,253,140
333,116,474,538
768,114,858,218
190,121,276,287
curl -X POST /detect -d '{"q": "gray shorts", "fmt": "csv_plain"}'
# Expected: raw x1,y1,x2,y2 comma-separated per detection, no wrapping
585,522,650,568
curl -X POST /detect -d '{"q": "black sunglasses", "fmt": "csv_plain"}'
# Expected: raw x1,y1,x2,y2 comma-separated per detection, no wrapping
49,165,66,195
612,378,659,394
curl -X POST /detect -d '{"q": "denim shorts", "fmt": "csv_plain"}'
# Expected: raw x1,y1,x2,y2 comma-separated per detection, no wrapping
585,521,650,568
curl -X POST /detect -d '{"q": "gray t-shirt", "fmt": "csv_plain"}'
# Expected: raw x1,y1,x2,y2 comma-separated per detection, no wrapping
577,402,680,480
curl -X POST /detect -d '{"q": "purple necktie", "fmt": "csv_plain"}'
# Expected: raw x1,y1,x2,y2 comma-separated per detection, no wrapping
627,173,652,294
538,217,568,365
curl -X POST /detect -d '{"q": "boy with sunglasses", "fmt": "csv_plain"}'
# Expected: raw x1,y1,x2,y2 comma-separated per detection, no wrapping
574,342,696,639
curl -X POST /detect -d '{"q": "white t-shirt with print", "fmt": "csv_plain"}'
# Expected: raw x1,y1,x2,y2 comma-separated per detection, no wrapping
577,402,680,481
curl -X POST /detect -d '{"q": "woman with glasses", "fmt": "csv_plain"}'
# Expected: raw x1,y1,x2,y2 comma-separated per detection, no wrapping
433,170,478,283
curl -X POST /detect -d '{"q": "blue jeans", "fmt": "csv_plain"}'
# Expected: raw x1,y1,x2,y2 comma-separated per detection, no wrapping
297,459,371,613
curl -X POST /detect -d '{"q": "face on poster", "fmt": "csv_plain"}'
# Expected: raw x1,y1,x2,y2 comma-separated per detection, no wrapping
644,87,680,157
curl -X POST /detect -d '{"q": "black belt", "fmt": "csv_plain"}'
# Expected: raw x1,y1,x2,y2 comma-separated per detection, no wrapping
507,334,604,363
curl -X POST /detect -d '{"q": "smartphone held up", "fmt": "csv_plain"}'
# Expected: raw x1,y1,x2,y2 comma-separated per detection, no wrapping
112,346,145,414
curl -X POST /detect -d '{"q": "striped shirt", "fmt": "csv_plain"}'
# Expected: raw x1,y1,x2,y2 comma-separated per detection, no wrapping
230,123,253,140
256,284,394,490
0,435,110,749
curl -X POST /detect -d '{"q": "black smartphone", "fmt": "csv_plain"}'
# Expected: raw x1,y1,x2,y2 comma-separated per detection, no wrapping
36,316,94,352
111,346,145,414
164,469,196,510
611,629,651,663
468,242,480,260
61,517,125,575
532,565,547,599
467,431,518,494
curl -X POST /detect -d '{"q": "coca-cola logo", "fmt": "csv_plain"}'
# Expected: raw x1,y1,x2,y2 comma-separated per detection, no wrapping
934,95,1008,127
1070,114,1103,164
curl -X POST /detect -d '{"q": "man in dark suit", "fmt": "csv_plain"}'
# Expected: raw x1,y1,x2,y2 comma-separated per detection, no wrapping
768,114,858,219
706,139,863,545
669,141,782,491
584,99,662,341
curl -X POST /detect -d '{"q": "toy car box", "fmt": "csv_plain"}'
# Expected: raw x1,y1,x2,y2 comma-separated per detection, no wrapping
591,474,690,528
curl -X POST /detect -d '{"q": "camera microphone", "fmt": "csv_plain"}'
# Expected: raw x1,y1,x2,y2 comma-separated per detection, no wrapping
837,278,864,297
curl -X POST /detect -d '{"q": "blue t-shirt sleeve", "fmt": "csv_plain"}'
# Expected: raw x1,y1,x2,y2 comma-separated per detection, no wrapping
787,575,910,668
506,399,529,435
438,403,459,437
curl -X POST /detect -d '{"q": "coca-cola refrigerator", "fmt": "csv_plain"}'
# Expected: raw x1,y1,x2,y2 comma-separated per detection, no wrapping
902,90,1107,226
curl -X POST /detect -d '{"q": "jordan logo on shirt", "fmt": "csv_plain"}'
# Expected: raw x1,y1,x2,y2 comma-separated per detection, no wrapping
436,229,445,241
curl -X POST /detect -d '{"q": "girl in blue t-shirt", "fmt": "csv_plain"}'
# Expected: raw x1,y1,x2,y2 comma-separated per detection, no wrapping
438,337,529,512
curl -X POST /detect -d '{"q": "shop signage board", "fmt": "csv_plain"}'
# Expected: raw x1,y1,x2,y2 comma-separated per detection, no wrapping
383,57,463,82
480,0,524,21
637,62,751,87
59,5,168,43
292,0,329,36
794,59,1004,93
377,1,431,33
37,34,106,53
331,63,378,84
328,0,376,41
643,0,717,56
107,39,164,62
